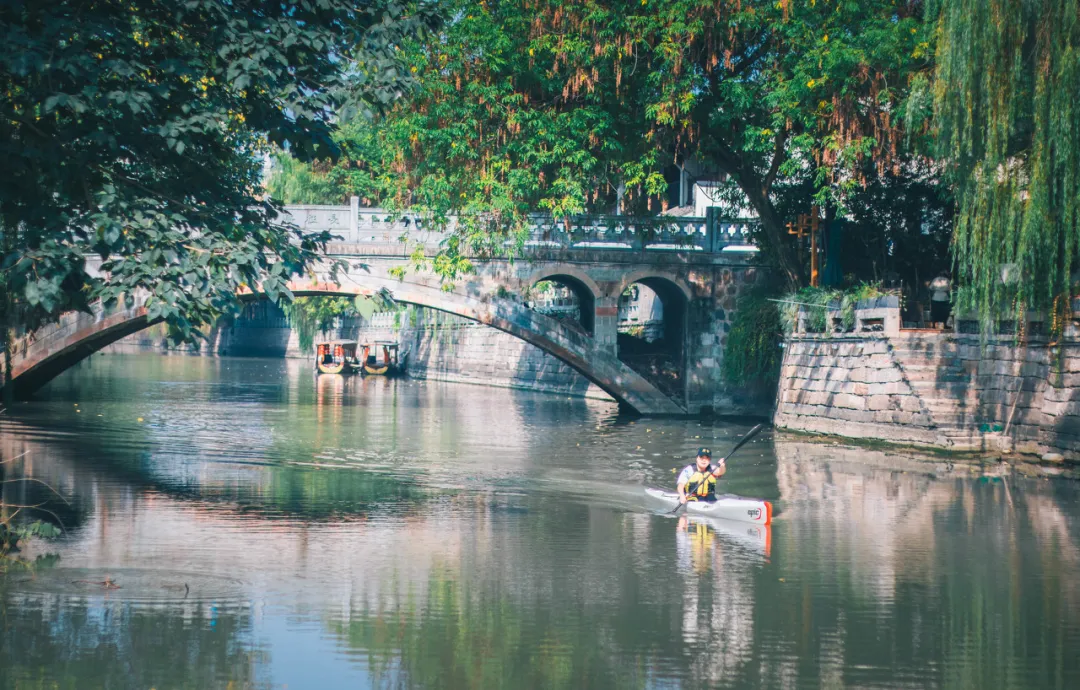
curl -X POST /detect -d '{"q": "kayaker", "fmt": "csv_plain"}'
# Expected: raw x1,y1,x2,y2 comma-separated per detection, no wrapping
676,447,726,504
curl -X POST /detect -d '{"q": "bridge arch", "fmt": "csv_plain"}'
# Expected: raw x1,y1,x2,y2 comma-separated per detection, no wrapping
523,269,597,335
611,270,694,303
613,273,691,402
524,265,602,301
4,272,685,415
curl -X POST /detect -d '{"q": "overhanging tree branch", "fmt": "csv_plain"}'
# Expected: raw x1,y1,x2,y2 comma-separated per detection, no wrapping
762,128,787,195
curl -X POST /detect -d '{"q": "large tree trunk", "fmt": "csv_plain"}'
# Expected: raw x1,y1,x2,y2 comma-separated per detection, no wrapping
709,138,806,290
743,185,804,290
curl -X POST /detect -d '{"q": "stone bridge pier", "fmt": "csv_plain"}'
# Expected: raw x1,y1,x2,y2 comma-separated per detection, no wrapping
3,204,764,415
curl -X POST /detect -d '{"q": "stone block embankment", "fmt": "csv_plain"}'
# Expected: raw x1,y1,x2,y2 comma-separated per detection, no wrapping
776,328,1080,461
775,338,941,446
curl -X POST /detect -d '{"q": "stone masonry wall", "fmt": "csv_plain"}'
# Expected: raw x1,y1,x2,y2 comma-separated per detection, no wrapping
398,312,610,399
684,265,767,414
775,337,943,447
776,327,1080,461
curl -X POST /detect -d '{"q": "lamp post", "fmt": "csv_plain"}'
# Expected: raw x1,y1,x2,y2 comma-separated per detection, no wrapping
786,206,823,287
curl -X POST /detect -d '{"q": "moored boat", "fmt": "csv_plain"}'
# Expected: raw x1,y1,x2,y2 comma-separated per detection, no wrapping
361,341,405,376
315,340,359,375
645,488,773,525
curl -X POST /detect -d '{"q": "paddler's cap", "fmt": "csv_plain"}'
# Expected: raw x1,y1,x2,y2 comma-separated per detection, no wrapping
696,447,712,458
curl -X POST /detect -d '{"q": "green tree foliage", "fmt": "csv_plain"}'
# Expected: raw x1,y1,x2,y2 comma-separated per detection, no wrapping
930,0,1080,328
266,118,394,206
0,519,60,562
264,152,344,206
1,457,62,568
834,161,953,291
271,0,929,286
775,283,891,334
0,0,432,375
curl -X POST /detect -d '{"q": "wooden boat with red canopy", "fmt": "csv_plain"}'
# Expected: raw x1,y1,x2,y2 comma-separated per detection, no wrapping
361,341,404,376
315,340,359,375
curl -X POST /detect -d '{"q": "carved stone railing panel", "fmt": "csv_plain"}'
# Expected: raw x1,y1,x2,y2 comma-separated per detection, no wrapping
282,203,758,255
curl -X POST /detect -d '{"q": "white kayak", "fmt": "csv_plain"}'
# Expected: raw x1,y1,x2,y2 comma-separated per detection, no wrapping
645,488,773,525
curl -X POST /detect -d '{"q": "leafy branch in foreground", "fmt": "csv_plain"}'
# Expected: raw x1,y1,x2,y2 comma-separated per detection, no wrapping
0,0,434,394
1,453,66,568
1,519,61,560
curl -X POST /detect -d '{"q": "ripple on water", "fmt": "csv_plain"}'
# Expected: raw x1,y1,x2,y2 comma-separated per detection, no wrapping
4,567,249,605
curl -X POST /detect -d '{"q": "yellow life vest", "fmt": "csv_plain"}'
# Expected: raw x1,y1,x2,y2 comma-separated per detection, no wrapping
684,466,717,501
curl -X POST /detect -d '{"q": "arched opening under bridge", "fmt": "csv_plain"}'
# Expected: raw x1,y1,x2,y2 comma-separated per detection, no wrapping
524,273,596,336
616,277,688,402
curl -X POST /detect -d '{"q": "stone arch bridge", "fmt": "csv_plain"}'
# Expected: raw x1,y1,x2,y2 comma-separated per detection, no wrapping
3,204,761,415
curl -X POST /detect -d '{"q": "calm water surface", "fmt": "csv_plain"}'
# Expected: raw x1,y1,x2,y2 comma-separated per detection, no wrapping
1,354,1079,689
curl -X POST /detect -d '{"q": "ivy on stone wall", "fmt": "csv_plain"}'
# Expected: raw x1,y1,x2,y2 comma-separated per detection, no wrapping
722,294,782,389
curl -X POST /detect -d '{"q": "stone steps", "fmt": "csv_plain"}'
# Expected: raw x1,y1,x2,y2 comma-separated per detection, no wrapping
890,355,968,368
935,428,1012,452
922,398,979,411
893,365,972,383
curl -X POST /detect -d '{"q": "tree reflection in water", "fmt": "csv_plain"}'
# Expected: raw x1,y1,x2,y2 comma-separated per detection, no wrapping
0,596,258,690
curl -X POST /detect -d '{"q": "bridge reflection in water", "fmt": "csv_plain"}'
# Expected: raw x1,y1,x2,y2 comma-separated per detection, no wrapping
2,355,1078,689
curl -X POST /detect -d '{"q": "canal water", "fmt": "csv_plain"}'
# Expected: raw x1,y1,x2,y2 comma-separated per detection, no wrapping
1,354,1078,689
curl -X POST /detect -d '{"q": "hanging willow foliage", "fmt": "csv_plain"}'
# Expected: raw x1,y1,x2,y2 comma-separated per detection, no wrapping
282,297,359,353
932,0,1080,332
282,291,399,352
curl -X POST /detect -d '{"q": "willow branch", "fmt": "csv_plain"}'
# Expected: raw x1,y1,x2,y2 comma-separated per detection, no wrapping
0,502,67,531
0,451,29,465
1,477,72,505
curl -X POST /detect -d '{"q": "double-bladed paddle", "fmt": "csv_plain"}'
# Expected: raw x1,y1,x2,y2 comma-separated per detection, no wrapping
669,423,769,514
